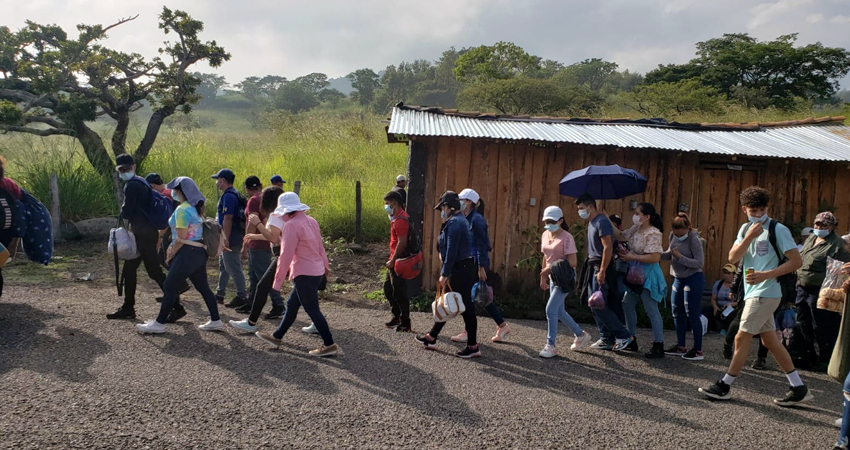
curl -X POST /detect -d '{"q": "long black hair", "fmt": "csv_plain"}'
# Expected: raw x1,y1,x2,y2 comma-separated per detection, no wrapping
638,202,663,232
261,186,284,214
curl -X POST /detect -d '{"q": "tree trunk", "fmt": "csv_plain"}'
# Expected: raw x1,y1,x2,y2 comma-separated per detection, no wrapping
134,107,175,165
72,122,123,210
111,112,130,158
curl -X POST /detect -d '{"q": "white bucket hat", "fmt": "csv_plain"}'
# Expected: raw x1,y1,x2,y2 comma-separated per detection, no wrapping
458,188,480,204
542,206,563,222
274,192,310,216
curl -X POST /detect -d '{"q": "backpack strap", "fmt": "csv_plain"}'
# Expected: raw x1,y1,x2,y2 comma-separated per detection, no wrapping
767,219,788,263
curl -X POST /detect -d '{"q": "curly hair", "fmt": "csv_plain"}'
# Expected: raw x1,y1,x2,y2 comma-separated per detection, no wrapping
740,186,770,208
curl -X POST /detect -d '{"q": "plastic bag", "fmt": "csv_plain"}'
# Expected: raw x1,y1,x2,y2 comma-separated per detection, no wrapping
108,228,140,260
472,281,493,307
817,256,848,314
625,261,645,286
588,289,606,310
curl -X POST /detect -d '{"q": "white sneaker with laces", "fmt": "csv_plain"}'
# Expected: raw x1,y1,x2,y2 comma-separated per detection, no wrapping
302,323,319,334
136,320,166,334
570,331,592,351
198,319,224,331
589,339,611,349
229,318,257,333
539,344,558,358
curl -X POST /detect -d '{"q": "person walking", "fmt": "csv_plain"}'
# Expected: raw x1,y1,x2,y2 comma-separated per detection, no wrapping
795,212,850,368
254,193,339,357
575,194,633,352
538,205,592,358
212,168,248,308
699,186,811,406
614,202,667,358
451,189,514,343
661,213,706,361
415,191,481,358
137,177,223,333
382,189,412,332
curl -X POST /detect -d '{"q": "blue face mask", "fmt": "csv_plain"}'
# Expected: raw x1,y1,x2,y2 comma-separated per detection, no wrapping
545,223,559,232
578,209,589,220
384,204,393,215
675,234,688,242
440,210,448,221
171,190,181,202
813,229,829,238
119,171,135,182
747,213,768,224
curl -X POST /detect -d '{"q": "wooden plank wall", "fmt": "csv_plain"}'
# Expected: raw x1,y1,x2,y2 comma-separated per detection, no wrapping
413,137,850,292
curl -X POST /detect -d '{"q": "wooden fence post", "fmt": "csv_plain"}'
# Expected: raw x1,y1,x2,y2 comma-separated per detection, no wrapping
49,172,61,243
354,181,362,244
293,180,301,196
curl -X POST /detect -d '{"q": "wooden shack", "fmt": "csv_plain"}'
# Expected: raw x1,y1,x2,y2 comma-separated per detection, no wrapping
387,105,850,292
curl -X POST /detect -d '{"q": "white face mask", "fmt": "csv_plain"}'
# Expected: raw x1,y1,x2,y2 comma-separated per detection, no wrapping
119,171,135,182
632,214,642,225
578,209,589,220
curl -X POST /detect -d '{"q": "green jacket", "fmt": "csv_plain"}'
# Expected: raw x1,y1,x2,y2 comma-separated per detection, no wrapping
797,232,850,289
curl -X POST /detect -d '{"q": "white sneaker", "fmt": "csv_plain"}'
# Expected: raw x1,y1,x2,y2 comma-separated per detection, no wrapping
136,320,166,334
570,331,592,351
302,322,319,334
229,318,257,333
198,319,224,331
836,417,843,428
539,344,558,358
451,331,468,343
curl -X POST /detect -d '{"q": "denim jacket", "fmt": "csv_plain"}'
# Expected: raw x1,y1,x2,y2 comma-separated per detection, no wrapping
438,213,474,276
465,210,491,270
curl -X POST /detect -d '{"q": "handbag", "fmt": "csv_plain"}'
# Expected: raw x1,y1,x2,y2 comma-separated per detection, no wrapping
588,289,606,310
432,283,466,322
625,261,645,286
829,292,850,382
393,252,423,280
108,227,140,260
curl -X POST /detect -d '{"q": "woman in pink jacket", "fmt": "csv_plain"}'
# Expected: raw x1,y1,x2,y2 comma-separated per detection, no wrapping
255,193,338,357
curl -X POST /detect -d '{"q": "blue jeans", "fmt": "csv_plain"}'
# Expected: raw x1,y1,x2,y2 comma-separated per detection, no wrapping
624,287,664,343
157,246,220,324
217,240,247,299
672,272,705,351
590,267,631,342
837,372,850,447
486,303,505,326
546,284,583,346
247,248,284,308
273,275,334,346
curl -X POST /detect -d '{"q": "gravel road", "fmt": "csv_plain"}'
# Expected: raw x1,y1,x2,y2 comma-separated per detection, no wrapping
0,283,844,449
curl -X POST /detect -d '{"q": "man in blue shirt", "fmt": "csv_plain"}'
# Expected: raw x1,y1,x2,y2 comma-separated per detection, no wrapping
212,168,247,307
700,186,810,406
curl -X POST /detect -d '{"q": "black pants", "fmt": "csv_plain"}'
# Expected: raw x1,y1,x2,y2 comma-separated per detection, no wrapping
122,226,167,308
796,286,841,364
429,259,478,345
384,269,409,324
725,299,769,359
248,249,282,324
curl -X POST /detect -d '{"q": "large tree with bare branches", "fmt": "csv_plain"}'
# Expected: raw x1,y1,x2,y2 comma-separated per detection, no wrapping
0,7,229,185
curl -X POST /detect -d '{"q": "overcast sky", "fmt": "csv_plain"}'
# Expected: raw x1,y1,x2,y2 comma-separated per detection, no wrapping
5,0,850,87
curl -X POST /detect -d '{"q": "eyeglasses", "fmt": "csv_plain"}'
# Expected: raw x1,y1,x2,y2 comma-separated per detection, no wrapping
116,166,133,173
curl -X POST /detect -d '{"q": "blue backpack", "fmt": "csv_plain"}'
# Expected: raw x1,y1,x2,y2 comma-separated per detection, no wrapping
20,189,53,265
128,177,173,230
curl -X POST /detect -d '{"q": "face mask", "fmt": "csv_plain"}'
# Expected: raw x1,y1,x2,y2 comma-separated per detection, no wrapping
545,223,559,233
440,210,448,221
747,213,768,224
813,229,829,238
171,190,181,202
119,171,135,182
383,204,393,215
578,209,589,220
675,234,688,242
632,214,642,225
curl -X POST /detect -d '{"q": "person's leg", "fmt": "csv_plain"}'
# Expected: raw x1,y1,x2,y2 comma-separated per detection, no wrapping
222,242,247,299
591,267,631,341
485,302,505,326
390,270,410,324
246,249,259,306
545,286,566,347
216,253,229,298
293,275,334,346
760,329,798,376
685,273,705,351
273,284,303,339
121,255,143,308
795,287,819,362
384,270,400,320
672,278,687,347
837,372,850,447
248,256,278,323
728,330,754,376
757,338,769,359
814,308,841,364
135,228,167,289
155,249,195,324
555,289,584,337
453,263,478,346
725,304,744,348
641,289,665,343
187,252,220,322
623,288,639,337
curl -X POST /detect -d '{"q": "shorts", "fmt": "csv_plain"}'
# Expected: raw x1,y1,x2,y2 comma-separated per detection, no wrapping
739,297,780,335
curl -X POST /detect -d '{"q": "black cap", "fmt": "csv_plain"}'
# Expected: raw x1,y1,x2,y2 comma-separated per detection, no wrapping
211,168,235,183
435,190,461,210
145,173,164,185
115,154,134,168
244,175,262,190
271,175,285,184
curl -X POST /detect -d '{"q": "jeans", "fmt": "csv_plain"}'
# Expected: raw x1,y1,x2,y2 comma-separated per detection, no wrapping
217,240,247,299
485,302,505,326
123,226,167,307
273,275,334,346
796,285,841,364
546,283,584,346
383,269,410,323
672,272,706,351
590,266,631,343
156,246,220,324
838,372,850,447
247,248,284,308
248,252,285,323
429,259,478,345
624,287,665,343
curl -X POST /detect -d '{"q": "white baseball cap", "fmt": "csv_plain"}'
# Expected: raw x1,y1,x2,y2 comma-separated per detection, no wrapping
801,227,814,236
396,175,407,182
542,206,563,222
458,188,480,204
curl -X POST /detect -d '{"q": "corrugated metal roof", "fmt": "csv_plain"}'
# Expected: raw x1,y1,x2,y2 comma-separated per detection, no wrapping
387,107,850,162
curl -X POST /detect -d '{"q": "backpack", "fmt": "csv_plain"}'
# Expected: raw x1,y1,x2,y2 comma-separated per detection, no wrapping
734,219,797,304
20,189,53,265
221,188,247,234
392,214,421,256
200,218,224,261
128,177,173,230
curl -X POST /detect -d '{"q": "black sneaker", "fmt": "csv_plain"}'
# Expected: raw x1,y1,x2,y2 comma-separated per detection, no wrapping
414,333,437,349
106,307,136,320
645,342,665,359
622,337,638,352
723,345,733,360
664,345,687,356
774,385,814,407
699,380,731,401
165,305,187,323
225,297,247,308
457,345,481,359
385,316,401,328
751,357,767,370
265,306,284,320
682,349,704,361
395,324,412,333
216,295,225,304
235,304,252,314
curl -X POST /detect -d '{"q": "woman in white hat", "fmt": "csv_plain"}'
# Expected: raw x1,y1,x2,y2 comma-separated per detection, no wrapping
538,206,592,358
254,192,339,357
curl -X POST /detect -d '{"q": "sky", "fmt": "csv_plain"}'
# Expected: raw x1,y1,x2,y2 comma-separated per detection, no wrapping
5,0,850,87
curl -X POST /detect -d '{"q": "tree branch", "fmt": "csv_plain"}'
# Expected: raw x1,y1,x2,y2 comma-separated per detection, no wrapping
0,124,75,137
24,115,68,129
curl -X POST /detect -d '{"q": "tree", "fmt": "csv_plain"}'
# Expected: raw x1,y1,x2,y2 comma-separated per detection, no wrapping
193,72,227,108
557,58,619,92
457,78,603,116
644,33,850,109
624,79,725,117
0,8,229,182
347,68,379,106
294,72,329,95
235,75,286,105
318,88,345,106
273,82,318,113
453,42,541,84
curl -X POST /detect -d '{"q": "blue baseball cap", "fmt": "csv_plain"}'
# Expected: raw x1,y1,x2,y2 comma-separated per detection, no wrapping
211,168,235,183
271,175,285,184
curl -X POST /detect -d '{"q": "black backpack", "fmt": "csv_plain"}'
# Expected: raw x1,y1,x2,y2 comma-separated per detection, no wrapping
733,219,797,305
220,188,248,234
393,214,421,257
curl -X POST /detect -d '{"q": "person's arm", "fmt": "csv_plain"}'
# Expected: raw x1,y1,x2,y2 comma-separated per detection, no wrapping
390,227,408,263
675,233,705,269
615,223,636,243
441,220,461,277
222,215,233,242
120,181,143,220
834,243,850,263
600,235,613,273
729,223,759,264
272,224,297,291
255,221,282,245
660,232,673,261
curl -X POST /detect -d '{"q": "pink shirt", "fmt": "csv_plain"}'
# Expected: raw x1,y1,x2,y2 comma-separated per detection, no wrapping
541,229,577,269
272,211,330,291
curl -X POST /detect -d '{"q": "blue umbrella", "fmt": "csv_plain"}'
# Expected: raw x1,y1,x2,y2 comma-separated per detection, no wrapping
559,165,647,200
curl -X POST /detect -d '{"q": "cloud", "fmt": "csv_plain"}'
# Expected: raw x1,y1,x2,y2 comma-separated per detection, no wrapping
830,15,850,24
806,13,825,23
